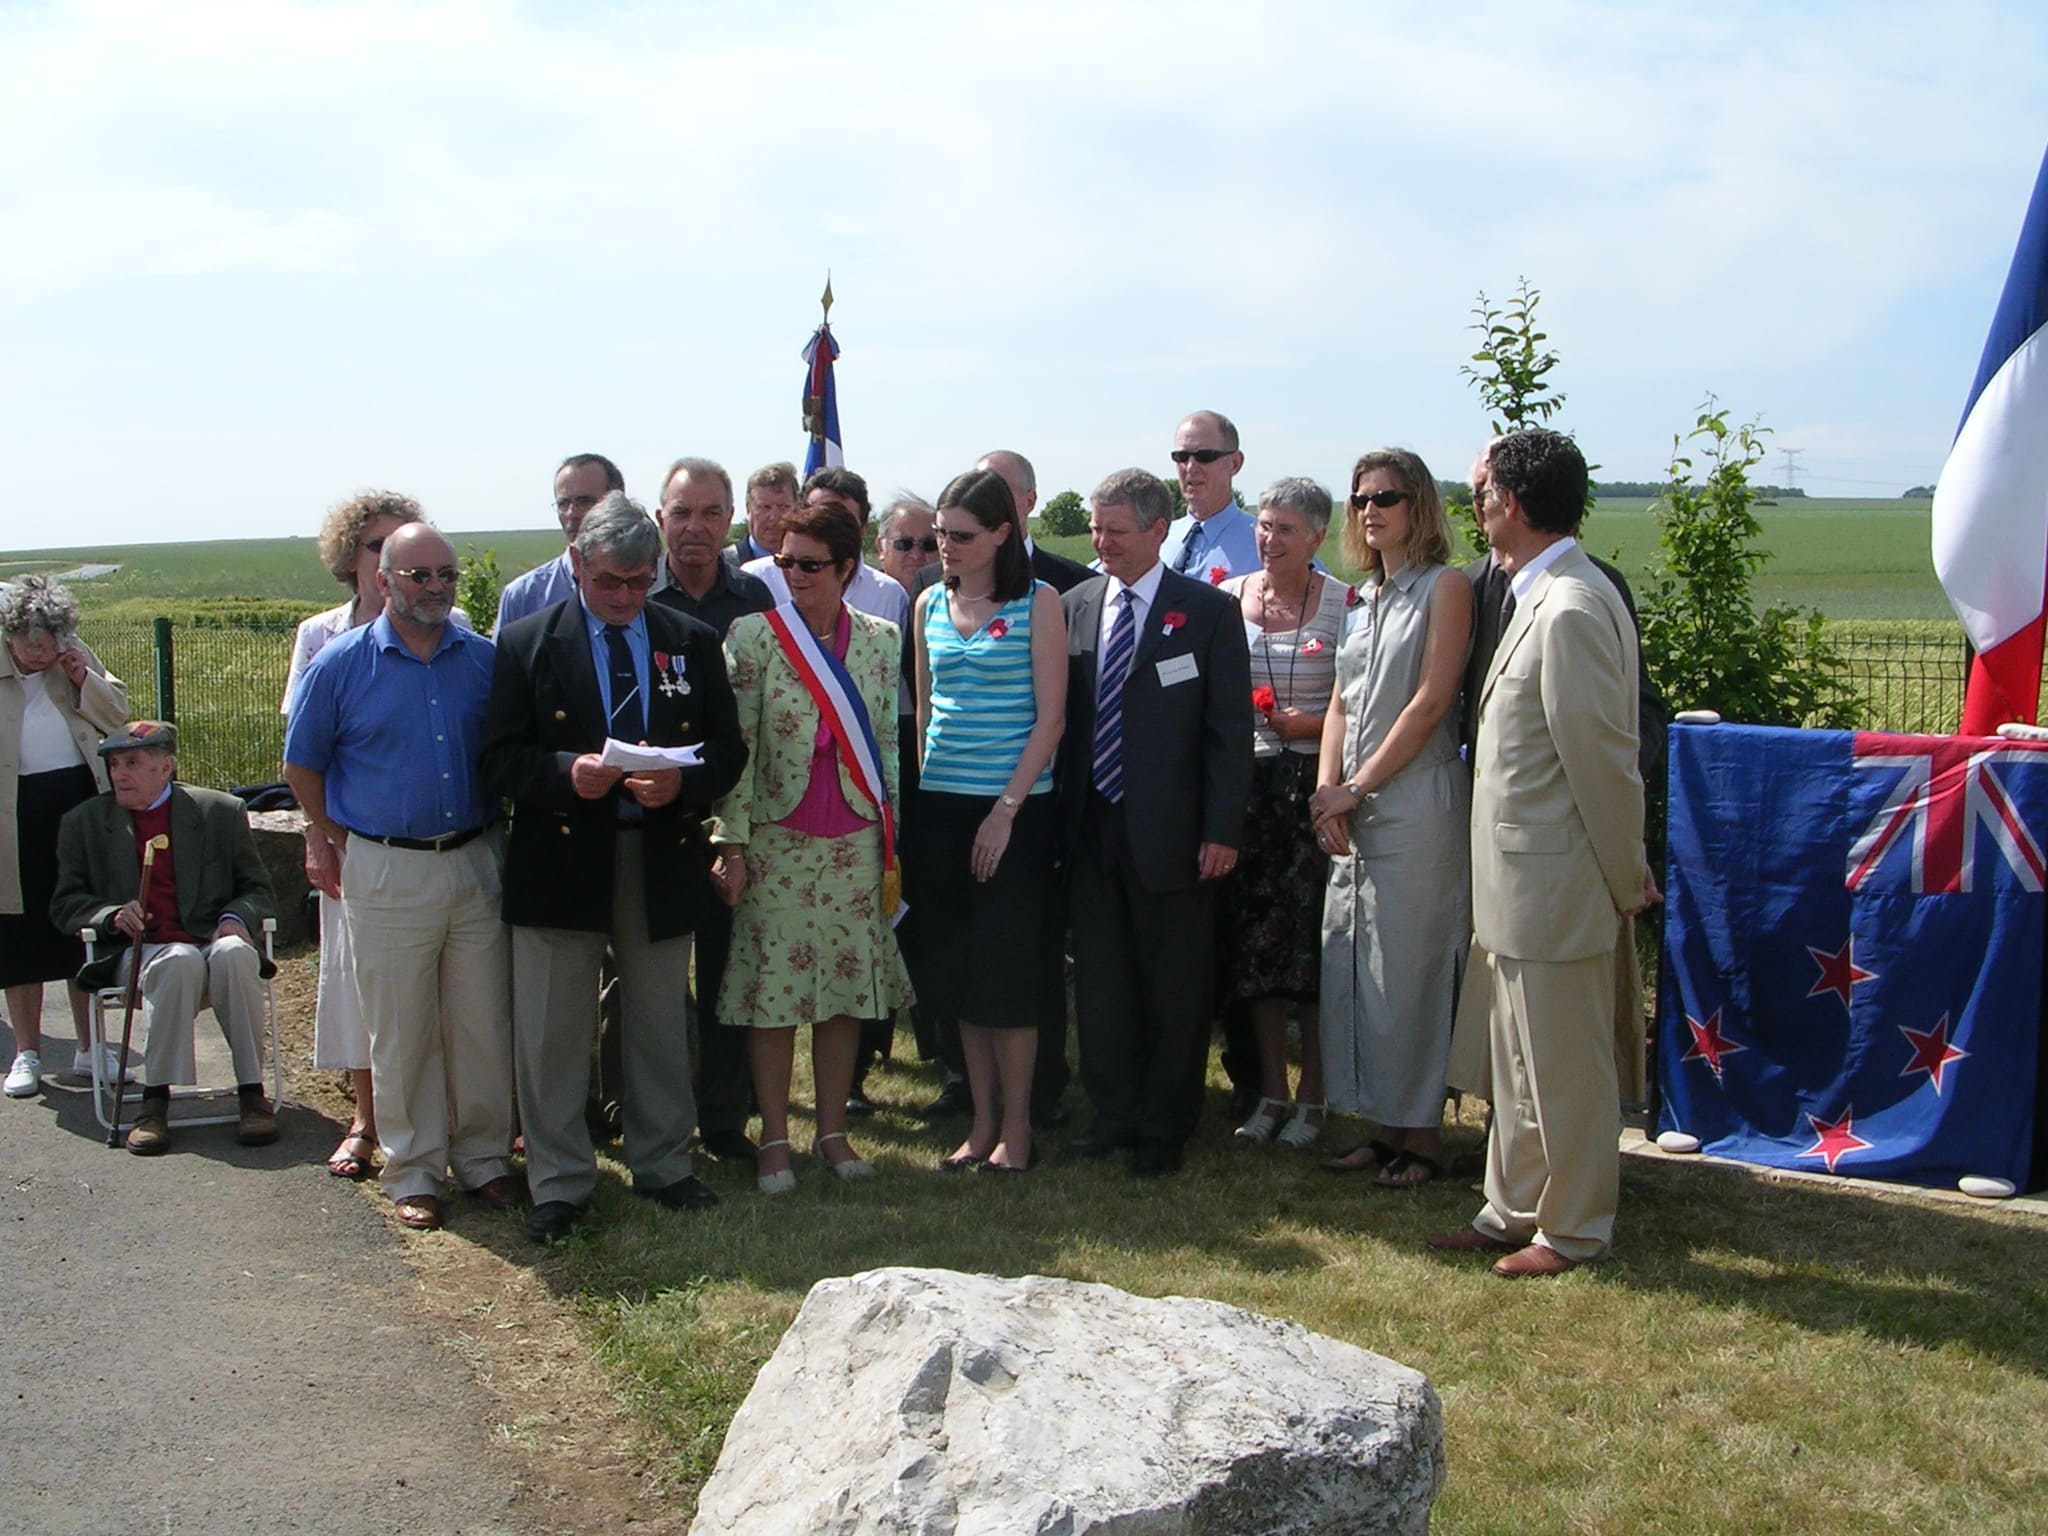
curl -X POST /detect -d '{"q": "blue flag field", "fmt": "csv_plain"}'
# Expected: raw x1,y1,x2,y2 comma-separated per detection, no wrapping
1657,723,2048,1189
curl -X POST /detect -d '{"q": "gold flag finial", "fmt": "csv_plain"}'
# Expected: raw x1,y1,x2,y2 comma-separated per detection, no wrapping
821,272,834,322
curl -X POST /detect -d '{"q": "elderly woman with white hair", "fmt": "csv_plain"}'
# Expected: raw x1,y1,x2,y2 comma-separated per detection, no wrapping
2,575,129,1099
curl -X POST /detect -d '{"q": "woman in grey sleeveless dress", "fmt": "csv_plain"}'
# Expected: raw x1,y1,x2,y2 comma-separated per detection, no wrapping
1310,449,1474,1187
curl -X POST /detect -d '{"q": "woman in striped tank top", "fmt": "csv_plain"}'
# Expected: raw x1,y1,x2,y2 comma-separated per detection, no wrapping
905,469,1068,1174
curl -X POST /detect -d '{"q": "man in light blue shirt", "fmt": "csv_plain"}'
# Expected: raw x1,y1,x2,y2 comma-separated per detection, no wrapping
494,453,624,632
1161,410,1258,583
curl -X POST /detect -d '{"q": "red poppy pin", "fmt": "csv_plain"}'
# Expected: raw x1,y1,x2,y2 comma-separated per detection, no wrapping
1343,585,1362,608
1208,565,1229,585
1161,610,1187,635
1251,685,1277,714
1301,637,1325,655
987,618,1009,639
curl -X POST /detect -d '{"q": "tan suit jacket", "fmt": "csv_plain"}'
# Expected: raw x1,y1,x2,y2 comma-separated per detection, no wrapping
1,642,127,914
1471,544,1644,961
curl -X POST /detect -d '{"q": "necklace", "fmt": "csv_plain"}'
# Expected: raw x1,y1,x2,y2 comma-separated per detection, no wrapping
1258,570,1321,770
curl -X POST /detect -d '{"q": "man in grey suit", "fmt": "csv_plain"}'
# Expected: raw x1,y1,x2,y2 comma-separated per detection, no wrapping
1430,430,1656,1277
1059,469,1253,1176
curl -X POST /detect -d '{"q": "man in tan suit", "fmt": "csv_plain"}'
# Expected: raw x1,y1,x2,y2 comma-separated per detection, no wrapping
1430,429,1654,1278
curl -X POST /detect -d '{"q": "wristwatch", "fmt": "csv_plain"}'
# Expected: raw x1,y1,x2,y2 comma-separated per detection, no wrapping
999,794,1021,810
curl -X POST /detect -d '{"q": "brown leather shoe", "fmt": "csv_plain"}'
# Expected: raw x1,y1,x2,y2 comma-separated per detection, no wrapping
1426,1227,1517,1254
470,1175,525,1211
125,1099,171,1156
393,1194,443,1231
1493,1243,1580,1278
236,1094,280,1146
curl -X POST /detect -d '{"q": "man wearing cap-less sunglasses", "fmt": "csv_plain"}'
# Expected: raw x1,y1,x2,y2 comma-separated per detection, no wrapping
1161,410,1258,584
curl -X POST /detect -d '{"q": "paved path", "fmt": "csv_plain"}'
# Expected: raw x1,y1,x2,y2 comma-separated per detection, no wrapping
0,1012,537,1536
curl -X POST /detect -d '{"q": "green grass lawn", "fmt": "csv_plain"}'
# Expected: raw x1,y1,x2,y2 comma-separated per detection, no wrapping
492,1057,2048,1535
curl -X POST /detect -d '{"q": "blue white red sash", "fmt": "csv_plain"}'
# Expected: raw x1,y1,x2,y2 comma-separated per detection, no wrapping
762,604,902,916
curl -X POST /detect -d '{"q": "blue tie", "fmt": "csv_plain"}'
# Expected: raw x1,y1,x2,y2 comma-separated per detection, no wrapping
605,624,641,740
1091,590,1137,801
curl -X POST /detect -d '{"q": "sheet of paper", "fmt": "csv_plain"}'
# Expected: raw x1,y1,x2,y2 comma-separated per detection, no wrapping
600,738,704,772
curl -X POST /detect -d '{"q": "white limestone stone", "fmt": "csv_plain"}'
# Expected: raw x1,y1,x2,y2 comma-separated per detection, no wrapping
689,1266,1443,1536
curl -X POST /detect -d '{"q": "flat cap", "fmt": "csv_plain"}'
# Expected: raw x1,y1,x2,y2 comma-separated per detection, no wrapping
97,720,178,756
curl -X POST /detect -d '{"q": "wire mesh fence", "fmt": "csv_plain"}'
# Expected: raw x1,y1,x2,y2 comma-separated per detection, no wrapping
61,614,2022,795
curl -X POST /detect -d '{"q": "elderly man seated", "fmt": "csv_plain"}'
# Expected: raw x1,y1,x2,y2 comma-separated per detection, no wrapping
51,721,278,1155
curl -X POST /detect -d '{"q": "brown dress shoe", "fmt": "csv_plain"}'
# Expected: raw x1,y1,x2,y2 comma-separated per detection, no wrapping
1425,1227,1518,1254
470,1175,525,1211
1493,1243,1580,1279
236,1094,280,1146
126,1099,171,1156
393,1195,443,1231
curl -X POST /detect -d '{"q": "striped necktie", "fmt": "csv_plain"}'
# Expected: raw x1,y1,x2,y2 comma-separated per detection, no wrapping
1091,589,1137,801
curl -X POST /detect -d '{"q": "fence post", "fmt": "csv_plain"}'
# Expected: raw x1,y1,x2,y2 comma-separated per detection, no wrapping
152,617,176,723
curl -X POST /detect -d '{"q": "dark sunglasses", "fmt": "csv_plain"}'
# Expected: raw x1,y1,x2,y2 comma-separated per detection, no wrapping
1170,448,1232,466
772,554,839,574
938,527,985,545
1349,489,1409,511
888,535,941,553
364,536,387,556
392,565,460,585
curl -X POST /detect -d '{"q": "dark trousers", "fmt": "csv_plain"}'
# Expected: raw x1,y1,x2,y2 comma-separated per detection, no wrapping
1031,878,1072,1116
692,900,753,1135
1069,794,1216,1147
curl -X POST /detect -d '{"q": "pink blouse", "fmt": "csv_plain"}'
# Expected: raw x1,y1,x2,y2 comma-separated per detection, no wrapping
776,607,868,837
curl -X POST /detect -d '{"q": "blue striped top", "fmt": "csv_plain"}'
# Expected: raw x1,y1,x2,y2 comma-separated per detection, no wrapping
921,581,1055,798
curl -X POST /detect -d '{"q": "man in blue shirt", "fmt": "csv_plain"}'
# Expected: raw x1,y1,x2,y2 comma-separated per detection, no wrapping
1160,410,1258,584
494,453,624,633
284,521,515,1233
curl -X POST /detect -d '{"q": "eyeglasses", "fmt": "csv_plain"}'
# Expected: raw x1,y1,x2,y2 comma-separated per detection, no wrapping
773,554,842,574
937,527,984,546
1350,490,1409,511
364,537,387,556
1170,448,1232,466
588,571,656,595
556,494,601,515
391,566,460,586
888,535,941,553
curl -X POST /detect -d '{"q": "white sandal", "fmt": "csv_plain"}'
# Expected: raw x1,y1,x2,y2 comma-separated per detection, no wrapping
1277,1102,1326,1150
756,1139,796,1195
1234,1097,1291,1145
815,1131,875,1181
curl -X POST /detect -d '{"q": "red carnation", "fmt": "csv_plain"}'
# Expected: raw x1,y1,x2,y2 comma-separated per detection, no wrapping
1161,611,1187,632
1208,565,1229,585
1251,685,1277,715
988,618,1009,639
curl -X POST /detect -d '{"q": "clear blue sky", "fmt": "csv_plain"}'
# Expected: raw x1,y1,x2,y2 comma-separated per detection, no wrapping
3,0,2044,545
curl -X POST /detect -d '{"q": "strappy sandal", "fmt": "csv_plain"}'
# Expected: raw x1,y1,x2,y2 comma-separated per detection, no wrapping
1375,1150,1444,1189
1233,1097,1291,1145
816,1131,875,1181
1276,1102,1326,1150
756,1139,796,1195
1321,1137,1398,1174
327,1130,377,1180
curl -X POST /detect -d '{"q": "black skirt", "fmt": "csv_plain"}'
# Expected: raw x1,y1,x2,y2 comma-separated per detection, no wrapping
1,764,98,988
901,788,1056,1030
1219,752,1325,1003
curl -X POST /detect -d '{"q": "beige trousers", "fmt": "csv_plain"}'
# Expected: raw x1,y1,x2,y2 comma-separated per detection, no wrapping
342,834,514,1203
1472,947,1620,1263
128,935,265,1088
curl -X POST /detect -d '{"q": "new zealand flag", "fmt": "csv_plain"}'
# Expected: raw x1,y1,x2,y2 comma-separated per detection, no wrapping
1657,724,2048,1189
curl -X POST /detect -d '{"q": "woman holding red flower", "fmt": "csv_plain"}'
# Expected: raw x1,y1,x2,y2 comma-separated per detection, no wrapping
905,468,1067,1173
1218,478,1349,1148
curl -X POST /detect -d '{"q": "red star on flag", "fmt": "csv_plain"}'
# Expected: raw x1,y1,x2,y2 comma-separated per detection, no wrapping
1798,1108,1874,1172
1682,1009,1745,1083
1898,1013,1969,1096
1805,937,1876,1012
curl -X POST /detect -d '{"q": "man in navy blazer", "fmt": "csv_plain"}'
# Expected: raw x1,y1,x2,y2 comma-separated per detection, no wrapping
1059,468,1253,1175
482,494,746,1242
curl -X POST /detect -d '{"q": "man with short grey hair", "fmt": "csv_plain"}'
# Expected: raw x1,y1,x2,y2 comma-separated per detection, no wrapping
1161,411,1257,583
1058,468,1253,1177
484,493,748,1242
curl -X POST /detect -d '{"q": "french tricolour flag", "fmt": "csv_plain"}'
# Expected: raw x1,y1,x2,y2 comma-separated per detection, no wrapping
802,323,843,477
1933,143,2048,733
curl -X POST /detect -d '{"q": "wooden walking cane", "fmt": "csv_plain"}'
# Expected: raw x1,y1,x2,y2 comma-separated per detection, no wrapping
105,833,168,1148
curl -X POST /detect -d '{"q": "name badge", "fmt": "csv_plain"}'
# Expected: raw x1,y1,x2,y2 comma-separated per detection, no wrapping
1156,653,1199,688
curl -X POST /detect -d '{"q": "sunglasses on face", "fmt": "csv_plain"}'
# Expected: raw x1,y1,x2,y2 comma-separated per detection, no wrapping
937,527,986,546
1350,490,1409,511
773,554,840,574
1170,448,1232,466
392,566,460,586
888,535,941,553
364,537,387,556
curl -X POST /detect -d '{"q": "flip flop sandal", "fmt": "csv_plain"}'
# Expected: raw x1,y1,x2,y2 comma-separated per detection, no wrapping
1375,1151,1444,1189
1322,1138,1398,1174
327,1131,377,1180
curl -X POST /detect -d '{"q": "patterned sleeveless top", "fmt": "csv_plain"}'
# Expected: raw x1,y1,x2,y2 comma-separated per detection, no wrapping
920,580,1055,798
